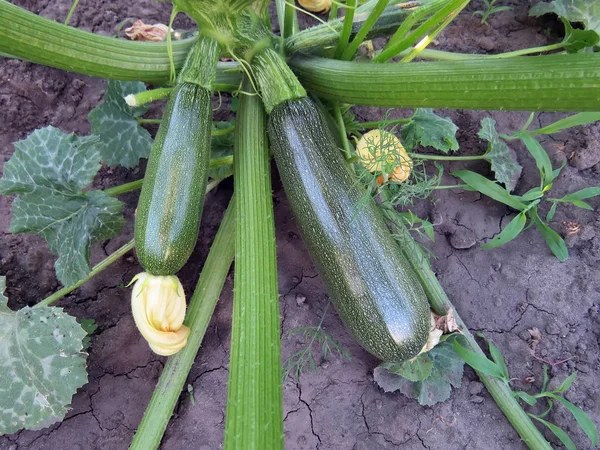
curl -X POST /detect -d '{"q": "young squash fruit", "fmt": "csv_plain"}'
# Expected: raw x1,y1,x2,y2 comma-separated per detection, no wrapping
267,97,430,362
131,36,221,355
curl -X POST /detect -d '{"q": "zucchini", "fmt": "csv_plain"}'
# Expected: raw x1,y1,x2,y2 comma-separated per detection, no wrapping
134,36,220,275
134,82,212,275
268,97,430,362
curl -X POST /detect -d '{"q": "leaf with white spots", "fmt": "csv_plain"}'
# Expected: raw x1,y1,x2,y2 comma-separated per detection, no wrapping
400,108,459,153
0,127,124,286
0,277,88,434
478,117,523,192
373,337,464,406
530,0,600,35
88,80,153,168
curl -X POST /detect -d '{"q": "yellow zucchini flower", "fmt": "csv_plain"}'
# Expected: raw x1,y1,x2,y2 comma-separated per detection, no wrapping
130,273,190,356
356,129,412,183
298,0,332,13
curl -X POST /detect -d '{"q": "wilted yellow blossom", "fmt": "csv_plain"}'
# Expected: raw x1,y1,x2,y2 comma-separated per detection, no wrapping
298,0,332,13
125,20,171,42
130,273,190,356
356,129,412,183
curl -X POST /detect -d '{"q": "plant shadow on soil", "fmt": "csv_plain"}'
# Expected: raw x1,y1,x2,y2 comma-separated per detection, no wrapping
0,1,599,449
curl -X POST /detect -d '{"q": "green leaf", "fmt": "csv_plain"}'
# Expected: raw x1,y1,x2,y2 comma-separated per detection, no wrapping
558,186,600,202
488,341,510,379
515,391,538,406
560,19,600,52
481,212,527,249
381,354,434,382
80,318,97,350
530,112,600,135
532,416,577,450
519,188,544,202
530,207,569,261
0,276,88,434
0,127,124,286
452,170,527,211
530,0,600,35
515,132,554,187
556,372,577,393
546,394,599,446
400,108,459,153
88,80,153,168
374,339,465,406
453,340,508,380
478,118,523,191
546,202,558,222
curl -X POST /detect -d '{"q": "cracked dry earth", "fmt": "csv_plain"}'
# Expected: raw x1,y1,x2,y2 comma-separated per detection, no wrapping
1,0,599,449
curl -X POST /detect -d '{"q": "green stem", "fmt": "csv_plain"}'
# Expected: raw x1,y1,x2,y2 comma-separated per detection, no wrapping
251,47,306,113
136,118,163,125
400,1,465,63
357,118,411,129
178,35,221,88
64,0,80,25
375,0,468,63
130,198,236,450
342,0,390,60
35,240,135,308
283,0,296,39
333,104,352,160
0,1,241,87
285,1,415,55
432,183,470,190
224,78,282,449
335,0,356,59
379,193,552,450
410,153,486,161
104,179,144,197
126,88,172,107
104,162,232,197
212,125,236,136
290,53,600,111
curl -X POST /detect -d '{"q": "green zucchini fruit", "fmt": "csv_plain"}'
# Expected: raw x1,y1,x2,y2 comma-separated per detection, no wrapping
268,97,430,362
134,82,212,275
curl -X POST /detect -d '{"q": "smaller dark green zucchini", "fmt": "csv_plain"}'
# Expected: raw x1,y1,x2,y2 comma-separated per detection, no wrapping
268,97,430,362
134,82,212,275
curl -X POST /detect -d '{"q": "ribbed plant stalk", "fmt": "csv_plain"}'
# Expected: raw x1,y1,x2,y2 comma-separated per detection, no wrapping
0,0,240,87
129,198,236,450
289,53,600,111
379,201,552,450
223,78,283,450
252,47,306,113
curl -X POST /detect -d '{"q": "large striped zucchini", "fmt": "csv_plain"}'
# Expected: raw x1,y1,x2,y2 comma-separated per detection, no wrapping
268,97,430,362
134,82,212,275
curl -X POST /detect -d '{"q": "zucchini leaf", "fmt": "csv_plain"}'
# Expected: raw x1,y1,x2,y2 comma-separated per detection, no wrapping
478,117,522,192
0,277,88,434
374,336,464,406
0,127,124,286
400,108,459,153
530,0,600,36
88,80,153,168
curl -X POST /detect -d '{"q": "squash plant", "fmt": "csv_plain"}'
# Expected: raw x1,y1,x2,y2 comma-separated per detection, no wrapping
0,0,599,449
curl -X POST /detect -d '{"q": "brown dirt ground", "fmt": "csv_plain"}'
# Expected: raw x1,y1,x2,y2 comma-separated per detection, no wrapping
1,1,599,449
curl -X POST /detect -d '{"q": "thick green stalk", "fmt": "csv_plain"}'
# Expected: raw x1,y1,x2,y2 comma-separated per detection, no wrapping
35,240,135,308
0,0,239,87
224,79,282,449
289,53,600,111
130,198,236,450
252,47,306,113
